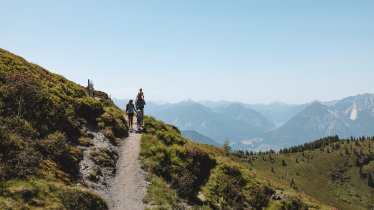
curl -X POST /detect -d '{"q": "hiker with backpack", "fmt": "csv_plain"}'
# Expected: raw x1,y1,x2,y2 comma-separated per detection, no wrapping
126,99,137,131
135,88,146,127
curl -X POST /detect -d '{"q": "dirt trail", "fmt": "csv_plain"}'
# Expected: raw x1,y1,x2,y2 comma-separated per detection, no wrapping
108,132,147,210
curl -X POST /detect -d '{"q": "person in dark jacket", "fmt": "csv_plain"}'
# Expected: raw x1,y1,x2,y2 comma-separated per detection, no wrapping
135,89,146,126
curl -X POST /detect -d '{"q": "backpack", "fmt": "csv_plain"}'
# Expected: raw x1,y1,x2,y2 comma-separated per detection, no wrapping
136,98,145,109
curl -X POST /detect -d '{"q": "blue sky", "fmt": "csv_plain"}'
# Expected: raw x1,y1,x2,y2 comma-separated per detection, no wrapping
1,0,374,104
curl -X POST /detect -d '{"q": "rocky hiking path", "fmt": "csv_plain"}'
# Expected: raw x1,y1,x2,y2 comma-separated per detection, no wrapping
108,132,147,210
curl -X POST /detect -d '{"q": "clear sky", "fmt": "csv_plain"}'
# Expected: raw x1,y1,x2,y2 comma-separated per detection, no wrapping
1,0,374,104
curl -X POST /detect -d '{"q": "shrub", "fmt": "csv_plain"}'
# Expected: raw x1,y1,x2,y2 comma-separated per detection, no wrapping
90,148,118,170
75,97,104,124
97,107,128,139
78,137,94,147
171,145,216,198
3,147,42,179
141,117,216,200
279,197,309,210
0,179,108,210
59,184,107,210
87,167,102,182
204,164,273,210
37,132,81,176
0,119,42,179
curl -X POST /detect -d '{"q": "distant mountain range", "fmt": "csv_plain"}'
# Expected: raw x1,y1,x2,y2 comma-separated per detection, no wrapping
114,94,374,150
261,94,374,148
144,100,275,144
200,100,306,126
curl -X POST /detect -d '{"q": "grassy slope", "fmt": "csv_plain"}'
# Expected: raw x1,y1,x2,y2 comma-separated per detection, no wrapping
140,116,328,210
0,48,128,209
237,140,374,210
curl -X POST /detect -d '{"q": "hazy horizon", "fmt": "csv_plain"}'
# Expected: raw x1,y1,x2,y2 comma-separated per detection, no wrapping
113,92,373,106
1,1,373,104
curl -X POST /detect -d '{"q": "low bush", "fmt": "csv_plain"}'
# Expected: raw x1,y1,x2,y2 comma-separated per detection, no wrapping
75,97,104,124
97,107,128,139
78,137,94,147
37,132,81,177
203,164,273,210
90,148,118,170
0,179,108,210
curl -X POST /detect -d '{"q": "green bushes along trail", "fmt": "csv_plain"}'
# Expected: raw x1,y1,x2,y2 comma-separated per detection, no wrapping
0,48,128,209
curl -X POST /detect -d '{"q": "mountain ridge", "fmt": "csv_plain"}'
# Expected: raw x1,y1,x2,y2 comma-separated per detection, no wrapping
119,94,374,151
261,95,374,149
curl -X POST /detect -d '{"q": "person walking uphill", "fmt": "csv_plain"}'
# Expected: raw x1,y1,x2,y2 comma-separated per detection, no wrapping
135,88,146,127
126,99,137,132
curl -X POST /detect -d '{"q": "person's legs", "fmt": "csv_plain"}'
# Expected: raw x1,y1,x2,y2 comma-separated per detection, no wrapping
137,114,141,128
128,114,134,129
140,109,144,126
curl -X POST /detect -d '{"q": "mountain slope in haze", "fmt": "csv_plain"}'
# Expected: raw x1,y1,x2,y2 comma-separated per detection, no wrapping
200,100,306,127
140,117,328,209
0,48,128,209
263,102,350,147
234,136,374,210
181,130,221,147
334,93,374,134
218,103,275,131
146,100,275,144
247,102,307,127
261,95,374,148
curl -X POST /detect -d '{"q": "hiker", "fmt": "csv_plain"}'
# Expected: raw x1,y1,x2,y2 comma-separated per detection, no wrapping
135,88,146,126
126,99,137,131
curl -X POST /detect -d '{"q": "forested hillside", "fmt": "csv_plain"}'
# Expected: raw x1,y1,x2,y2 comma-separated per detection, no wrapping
233,136,374,210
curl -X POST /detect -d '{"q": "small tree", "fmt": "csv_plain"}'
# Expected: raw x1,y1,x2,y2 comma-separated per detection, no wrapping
271,166,275,173
223,140,231,155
